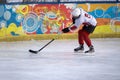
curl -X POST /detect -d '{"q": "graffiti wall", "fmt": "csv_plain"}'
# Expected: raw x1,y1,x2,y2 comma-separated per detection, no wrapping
0,3,120,37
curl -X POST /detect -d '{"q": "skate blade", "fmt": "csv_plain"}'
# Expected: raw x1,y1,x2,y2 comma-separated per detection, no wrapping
74,50,84,53
84,51,95,56
84,51,95,53
74,50,95,56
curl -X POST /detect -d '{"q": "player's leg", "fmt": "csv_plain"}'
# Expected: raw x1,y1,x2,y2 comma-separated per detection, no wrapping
74,30,84,52
82,25,95,53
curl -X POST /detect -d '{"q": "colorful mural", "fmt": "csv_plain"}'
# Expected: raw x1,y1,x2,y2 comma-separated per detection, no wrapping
0,3,120,37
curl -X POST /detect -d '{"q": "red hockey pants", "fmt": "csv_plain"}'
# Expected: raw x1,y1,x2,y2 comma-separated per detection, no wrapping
78,29,92,47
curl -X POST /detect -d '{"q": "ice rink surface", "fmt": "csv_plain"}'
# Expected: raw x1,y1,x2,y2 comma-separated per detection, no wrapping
0,38,120,80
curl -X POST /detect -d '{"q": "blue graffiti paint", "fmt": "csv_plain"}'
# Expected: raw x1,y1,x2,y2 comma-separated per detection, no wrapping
22,12,40,33
4,11,11,20
27,18,35,27
16,14,24,23
0,5,4,17
89,6,120,19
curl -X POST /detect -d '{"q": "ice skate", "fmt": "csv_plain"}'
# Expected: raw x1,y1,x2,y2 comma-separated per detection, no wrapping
74,45,84,52
85,45,95,53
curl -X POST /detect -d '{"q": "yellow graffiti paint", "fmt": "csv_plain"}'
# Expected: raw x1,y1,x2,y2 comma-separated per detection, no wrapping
0,27,7,37
7,23,17,35
94,25,114,34
78,4,116,12
19,5,29,15
16,26,26,35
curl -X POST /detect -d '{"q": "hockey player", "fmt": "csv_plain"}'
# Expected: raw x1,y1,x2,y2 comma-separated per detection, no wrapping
62,8,97,53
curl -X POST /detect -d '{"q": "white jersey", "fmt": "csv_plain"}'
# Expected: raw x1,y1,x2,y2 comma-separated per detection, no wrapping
74,8,97,28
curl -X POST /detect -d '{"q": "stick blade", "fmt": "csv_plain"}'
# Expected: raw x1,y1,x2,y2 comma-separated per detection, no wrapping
29,49,38,54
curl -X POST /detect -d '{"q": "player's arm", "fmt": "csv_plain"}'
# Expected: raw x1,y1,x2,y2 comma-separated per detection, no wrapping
62,24,77,33
62,16,77,33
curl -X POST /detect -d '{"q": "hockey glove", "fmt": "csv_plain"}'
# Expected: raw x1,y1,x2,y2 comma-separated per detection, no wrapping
62,27,70,33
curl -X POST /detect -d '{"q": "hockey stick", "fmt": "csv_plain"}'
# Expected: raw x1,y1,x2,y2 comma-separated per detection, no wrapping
29,39,55,54
29,24,73,54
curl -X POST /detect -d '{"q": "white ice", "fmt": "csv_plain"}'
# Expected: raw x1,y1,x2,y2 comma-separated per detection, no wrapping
0,38,120,80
